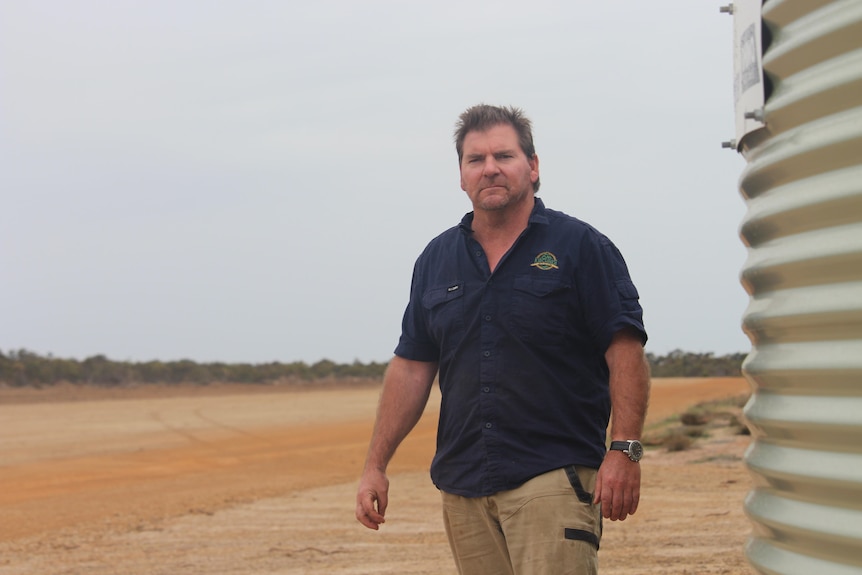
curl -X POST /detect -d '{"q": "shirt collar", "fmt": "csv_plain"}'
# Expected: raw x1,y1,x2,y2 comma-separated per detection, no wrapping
459,197,549,233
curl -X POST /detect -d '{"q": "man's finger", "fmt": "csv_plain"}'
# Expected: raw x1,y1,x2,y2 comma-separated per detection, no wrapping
356,502,384,529
356,492,386,530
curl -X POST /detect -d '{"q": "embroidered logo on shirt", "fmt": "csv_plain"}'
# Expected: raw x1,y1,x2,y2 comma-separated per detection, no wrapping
530,251,559,270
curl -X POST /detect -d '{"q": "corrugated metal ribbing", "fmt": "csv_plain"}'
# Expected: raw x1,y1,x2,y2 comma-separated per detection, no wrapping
737,0,862,573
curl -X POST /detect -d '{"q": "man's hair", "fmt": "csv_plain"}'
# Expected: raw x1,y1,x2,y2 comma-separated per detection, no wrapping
453,104,539,192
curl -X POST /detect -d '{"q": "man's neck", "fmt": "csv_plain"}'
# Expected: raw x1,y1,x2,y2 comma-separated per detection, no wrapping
471,196,535,272
472,196,535,243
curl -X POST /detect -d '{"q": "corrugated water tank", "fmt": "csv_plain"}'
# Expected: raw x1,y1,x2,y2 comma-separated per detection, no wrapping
730,0,862,573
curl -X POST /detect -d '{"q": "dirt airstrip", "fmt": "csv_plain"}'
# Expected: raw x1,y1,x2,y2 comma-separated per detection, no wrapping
0,377,755,574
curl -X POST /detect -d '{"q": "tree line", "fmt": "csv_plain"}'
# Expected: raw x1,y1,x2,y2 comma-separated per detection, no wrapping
646,349,747,378
0,348,745,388
0,349,388,387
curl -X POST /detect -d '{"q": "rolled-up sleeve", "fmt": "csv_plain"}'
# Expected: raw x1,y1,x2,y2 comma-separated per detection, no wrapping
579,234,647,353
394,261,440,362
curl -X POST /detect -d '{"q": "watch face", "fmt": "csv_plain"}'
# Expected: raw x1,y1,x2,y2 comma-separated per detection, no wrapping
628,440,644,462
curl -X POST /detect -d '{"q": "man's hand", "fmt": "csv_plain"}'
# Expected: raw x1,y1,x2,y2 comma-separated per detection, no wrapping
356,467,390,530
593,450,641,521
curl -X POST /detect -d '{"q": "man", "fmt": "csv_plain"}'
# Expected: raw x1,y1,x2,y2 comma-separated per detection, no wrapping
356,104,650,575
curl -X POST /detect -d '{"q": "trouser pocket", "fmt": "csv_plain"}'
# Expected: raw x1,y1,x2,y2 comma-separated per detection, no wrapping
563,465,601,550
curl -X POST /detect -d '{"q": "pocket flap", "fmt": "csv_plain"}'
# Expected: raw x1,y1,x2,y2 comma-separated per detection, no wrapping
422,282,464,309
513,275,569,297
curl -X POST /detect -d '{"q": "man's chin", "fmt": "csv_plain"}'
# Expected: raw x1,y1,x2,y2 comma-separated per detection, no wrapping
478,198,510,211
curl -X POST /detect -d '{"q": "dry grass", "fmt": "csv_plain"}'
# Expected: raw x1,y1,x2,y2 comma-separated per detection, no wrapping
642,393,751,453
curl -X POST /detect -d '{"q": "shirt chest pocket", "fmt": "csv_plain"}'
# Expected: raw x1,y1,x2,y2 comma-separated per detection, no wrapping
510,275,572,346
422,282,466,347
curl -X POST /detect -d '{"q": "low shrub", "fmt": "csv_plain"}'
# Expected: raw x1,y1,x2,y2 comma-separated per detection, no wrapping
663,431,693,452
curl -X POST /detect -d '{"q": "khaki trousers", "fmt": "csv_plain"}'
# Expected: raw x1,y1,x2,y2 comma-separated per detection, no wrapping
441,466,601,575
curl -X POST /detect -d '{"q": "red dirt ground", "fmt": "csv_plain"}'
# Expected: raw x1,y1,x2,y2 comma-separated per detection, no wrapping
0,377,755,574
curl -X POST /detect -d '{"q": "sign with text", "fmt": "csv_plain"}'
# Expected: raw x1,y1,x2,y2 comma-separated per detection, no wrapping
733,0,766,143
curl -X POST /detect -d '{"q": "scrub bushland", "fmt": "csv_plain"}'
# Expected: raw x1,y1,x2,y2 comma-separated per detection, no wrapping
1,349,745,388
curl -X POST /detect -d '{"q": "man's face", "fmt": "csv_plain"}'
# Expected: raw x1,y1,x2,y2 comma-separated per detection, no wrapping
459,124,539,213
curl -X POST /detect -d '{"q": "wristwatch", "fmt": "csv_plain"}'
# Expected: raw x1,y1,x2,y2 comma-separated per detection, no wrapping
610,439,644,462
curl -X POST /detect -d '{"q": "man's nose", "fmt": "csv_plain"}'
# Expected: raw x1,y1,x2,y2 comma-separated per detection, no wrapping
482,158,500,176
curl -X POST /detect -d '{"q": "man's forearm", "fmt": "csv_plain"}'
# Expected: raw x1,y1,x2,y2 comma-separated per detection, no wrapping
363,356,438,472
605,329,651,441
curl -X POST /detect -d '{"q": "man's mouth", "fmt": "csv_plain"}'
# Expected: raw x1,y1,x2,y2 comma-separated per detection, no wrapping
482,184,506,192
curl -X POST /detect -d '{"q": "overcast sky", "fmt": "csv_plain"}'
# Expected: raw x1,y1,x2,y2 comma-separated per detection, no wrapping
0,1,752,365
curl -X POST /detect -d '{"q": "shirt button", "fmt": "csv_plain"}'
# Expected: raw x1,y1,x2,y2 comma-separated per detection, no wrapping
483,386,490,393
483,351,491,358
485,422,492,429
484,315,492,321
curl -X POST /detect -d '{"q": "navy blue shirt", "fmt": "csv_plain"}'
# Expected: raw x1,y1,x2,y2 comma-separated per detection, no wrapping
395,198,647,497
